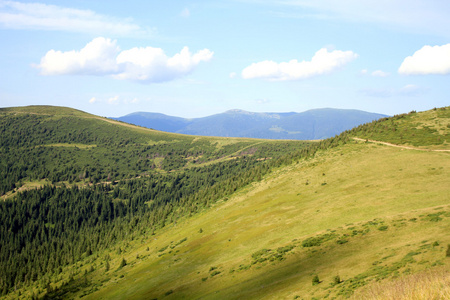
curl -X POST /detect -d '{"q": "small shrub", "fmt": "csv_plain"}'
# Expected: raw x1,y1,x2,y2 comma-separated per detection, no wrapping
118,258,127,269
432,241,439,247
165,290,173,296
210,270,221,277
446,245,450,257
312,275,320,285
334,275,341,284
378,225,388,231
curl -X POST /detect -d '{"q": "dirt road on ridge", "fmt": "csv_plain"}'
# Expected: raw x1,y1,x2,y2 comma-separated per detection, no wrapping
352,137,450,152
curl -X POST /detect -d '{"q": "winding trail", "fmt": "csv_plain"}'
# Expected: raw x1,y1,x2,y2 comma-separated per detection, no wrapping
352,137,450,152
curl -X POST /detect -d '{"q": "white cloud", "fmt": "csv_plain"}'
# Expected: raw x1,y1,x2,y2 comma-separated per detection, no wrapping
265,0,450,37
360,84,428,98
107,96,120,105
371,70,390,77
114,46,213,83
88,95,140,105
241,48,357,81
399,84,428,96
180,8,190,18
37,37,120,76
398,44,450,75
124,98,139,104
35,37,214,83
256,98,270,104
229,72,237,78
0,0,149,37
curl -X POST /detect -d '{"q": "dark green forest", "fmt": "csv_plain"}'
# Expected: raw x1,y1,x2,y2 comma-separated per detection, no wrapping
0,106,353,296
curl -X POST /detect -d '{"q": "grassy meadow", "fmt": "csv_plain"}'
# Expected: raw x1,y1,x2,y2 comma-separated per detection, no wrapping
29,138,447,300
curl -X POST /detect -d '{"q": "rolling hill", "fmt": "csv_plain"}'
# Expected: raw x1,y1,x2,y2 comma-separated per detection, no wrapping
0,106,448,300
113,108,388,140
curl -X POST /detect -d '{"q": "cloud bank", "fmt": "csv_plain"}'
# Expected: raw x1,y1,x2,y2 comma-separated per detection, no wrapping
35,37,214,83
398,44,450,75
0,0,149,37
241,48,357,81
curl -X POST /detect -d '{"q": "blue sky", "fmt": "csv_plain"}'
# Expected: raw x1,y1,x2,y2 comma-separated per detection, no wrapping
1,0,449,118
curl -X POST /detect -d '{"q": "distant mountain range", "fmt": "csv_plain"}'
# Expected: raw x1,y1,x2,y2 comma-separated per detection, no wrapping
113,108,388,140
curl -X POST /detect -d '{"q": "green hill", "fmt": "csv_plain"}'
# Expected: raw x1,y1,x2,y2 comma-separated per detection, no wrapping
0,106,448,299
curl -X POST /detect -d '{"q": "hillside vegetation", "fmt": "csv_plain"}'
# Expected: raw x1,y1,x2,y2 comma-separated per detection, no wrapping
0,106,448,299
0,105,314,298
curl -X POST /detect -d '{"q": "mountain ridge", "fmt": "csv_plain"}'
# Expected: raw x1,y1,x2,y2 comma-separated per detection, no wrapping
113,108,388,140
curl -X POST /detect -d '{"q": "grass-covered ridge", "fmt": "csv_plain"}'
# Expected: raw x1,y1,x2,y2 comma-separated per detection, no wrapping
348,106,449,148
0,106,448,299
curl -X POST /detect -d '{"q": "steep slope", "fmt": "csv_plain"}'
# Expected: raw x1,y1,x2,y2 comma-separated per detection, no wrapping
84,142,448,300
0,105,311,298
114,108,388,140
25,107,446,300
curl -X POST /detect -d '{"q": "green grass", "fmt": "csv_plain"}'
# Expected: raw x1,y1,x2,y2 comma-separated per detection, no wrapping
15,138,446,300
350,106,449,148
2,106,449,300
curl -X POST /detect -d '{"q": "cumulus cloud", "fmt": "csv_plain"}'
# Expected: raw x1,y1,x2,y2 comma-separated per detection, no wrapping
371,70,390,77
37,37,120,76
0,0,149,37
115,46,213,83
35,37,214,83
241,48,357,81
398,44,450,75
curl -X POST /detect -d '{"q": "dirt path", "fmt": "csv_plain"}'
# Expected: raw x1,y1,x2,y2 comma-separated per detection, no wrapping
353,137,450,152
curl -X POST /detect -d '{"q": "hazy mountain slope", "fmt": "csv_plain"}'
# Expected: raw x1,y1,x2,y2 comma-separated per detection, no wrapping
114,108,388,139
39,107,446,300
115,112,191,132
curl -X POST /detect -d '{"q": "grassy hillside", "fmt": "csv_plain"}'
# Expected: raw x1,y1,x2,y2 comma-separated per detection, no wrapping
349,107,449,149
1,106,448,299
74,139,447,300
0,105,312,298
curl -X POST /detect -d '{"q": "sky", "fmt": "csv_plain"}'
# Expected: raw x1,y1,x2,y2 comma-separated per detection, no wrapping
1,0,449,118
